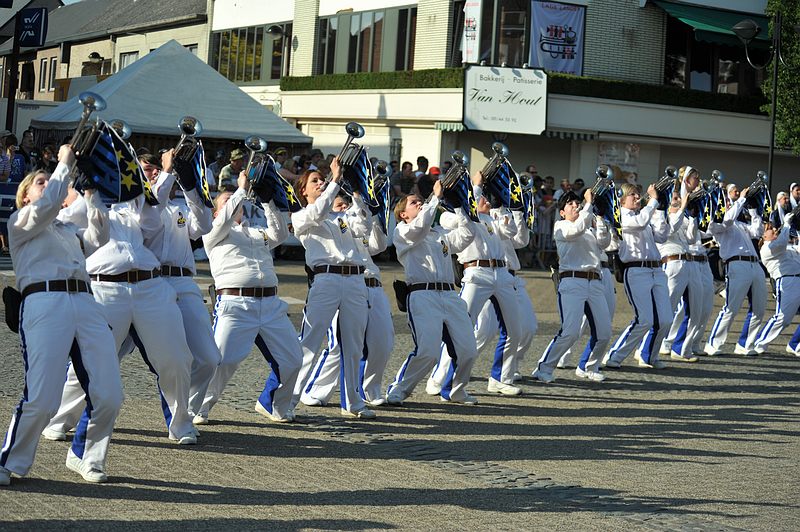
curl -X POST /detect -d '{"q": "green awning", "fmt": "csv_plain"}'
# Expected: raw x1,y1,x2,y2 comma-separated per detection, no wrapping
653,0,771,48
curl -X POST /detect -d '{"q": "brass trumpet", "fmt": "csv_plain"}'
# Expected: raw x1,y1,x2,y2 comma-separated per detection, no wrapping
109,118,132,140
371,159,391,191
589,165,614,201
243,135,268,201
479,142,509,186
653,165,678,210
174,116,202,164
323,121,366,196
70,91,107,156
440,150,470,193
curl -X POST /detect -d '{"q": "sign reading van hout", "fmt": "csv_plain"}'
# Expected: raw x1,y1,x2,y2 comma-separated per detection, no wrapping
462,65,547,135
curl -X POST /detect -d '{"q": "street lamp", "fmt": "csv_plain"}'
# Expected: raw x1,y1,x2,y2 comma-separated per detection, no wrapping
732,13,800,197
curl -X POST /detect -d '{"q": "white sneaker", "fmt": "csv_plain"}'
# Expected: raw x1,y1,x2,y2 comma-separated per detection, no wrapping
41,427,67,441
601,353,621,368
512,371,523,383
366,397,387,407
341,407,376,419
0,467,10,486
443,393,478,405
659,349,671,357
575,367,606,382
556,355,568,369
734,344,757,356
300,397,324,407
753,346,766,355
786,344,800,356
425,379,442,396
169,432,198,445
703,344,719,356
670,353,699,363
531,368,555,383
66,454,108,483
487,377,522,396
386,389,406,406
255,401,292,423
192,413,208,425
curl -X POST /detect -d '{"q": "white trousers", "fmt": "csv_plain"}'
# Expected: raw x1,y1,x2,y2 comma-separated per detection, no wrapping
387,289,478,401
606,267,672,365
537,276,611,373
301,285,394,405
638,260,689,357
560,267,616,369
474,275,537,372
755,276,800,350
46,278,194,440
201,294,302,419
662,260,714,356
431,267,523,386
291,273,369,413
706,260,767,351
1,292,123,475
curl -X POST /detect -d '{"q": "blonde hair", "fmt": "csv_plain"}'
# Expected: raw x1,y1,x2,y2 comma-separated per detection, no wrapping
619,182,639,198
214,191,232,213
15,170,49,209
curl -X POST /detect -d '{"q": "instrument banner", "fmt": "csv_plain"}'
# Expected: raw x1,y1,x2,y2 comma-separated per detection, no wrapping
191,141,213,208
248,155,302,213
442,172,479,222
344,150,379,210
529,1,585,75
593,183,622,238
486,161,524,211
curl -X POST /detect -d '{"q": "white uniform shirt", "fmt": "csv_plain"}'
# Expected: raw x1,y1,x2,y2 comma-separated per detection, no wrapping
657,208,694,257
358,217,388,281
553,202,603,273
149,171,213,272
708,197,762,260
203,188,287,288
618,199,669,263
760,218,800,279
85,196,163,275
394,196,476,284
492,209,529,271
290,182,369,268
595,218,613,262
440,208,515,263
10,162,110,291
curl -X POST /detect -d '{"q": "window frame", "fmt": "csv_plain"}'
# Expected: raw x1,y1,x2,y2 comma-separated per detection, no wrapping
38,58,47,92
48,57,57,91
210,22,291,85
119,51,140,71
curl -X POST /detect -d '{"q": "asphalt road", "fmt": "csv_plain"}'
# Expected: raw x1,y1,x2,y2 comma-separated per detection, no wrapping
0,259,798,531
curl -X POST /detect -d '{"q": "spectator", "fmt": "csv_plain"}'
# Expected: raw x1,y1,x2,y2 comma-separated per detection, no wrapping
415,166,440,199
218,148,246,191
392,161,416,199
309,148,324,171
553,178,571,201
771,191,790,226
791,182,800,209
727,183,740,204
208,149,227,184
19,129,38,172
415,156,428,178
525,164,539,177
36,144,58,173
5,135,26,183
0,132,10,183
273,147,289,170
573,178,585,193
536,175,555,205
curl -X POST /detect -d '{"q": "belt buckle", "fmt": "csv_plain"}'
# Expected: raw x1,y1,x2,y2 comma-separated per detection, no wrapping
126,271,135,283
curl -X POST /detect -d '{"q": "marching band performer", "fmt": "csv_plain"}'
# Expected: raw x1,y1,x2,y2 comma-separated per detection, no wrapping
197,171,302,423
704,186,766,356
753,213,800,353
533,189,611,382
603,183,672,369
141,151,222,425
386,181,479,405
473,203,537,385
1,146,123,485
289,160,375,419
300,199,394,408
44,152,197,445
428,187,525,397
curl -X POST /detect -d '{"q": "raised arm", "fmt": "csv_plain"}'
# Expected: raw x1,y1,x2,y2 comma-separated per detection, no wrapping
395,197,439,247
366,216,388,255
345,193,372,239
491,207,517,240
185,188,213,239
291,181,339,236
622,198,659,231
204,187,246,250
745,208,764,239
443,208,478,254
509,210,530,249
262,199,289,249
554,203,593,242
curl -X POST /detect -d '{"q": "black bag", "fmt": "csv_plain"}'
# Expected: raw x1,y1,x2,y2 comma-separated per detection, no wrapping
3,286,22,333
304,265,316,288
611,251,624,284
393,280,409,312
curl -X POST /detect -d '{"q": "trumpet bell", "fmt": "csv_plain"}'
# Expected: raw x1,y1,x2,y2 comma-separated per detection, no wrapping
109,119,131,140
452,150,469,167
245,135,267,153
344,121,365,139
79,91,106,113
595,165,612,180
178,116,202,137
491,142,509,157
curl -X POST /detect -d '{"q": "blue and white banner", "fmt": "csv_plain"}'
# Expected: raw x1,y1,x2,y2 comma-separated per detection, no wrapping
462,0,482,63
529,1,585,75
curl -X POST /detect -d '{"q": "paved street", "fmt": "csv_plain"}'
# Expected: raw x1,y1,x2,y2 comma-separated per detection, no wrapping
0,259,798,530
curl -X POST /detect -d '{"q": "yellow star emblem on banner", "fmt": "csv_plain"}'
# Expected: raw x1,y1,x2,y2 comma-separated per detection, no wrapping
120,172,136,191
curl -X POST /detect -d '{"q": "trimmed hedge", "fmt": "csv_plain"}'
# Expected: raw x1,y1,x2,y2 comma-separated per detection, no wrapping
280,68,767,116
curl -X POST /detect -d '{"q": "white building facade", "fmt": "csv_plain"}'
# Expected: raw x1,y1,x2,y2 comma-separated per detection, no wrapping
210,0,799,190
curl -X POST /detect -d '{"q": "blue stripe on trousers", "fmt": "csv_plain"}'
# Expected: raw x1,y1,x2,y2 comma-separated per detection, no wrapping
440,325,458,400
0,298,28,467
130,326,172,430
69,340,95,460
254,335,282,414
489,296,508,382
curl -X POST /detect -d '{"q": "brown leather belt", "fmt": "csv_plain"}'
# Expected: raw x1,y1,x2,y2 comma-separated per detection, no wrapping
601,261,610,269
92,268,161,283
313,265,365,275
462,259,506,269
689,254,708,263
662,254,691,263
622,261,661,269
365,278,382,288
21,279,92,299
216,287,277,297
408,282,456,292
559,271,601,282
161,265,193,277
725,255,758,264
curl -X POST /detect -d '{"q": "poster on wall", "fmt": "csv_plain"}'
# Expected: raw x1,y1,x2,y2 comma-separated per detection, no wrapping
528,1,585,75
463,0,483,63
463,65,547,135
598,142,640,184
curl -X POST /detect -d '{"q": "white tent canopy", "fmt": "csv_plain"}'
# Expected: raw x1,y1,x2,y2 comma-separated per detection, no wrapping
31,40,312,145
